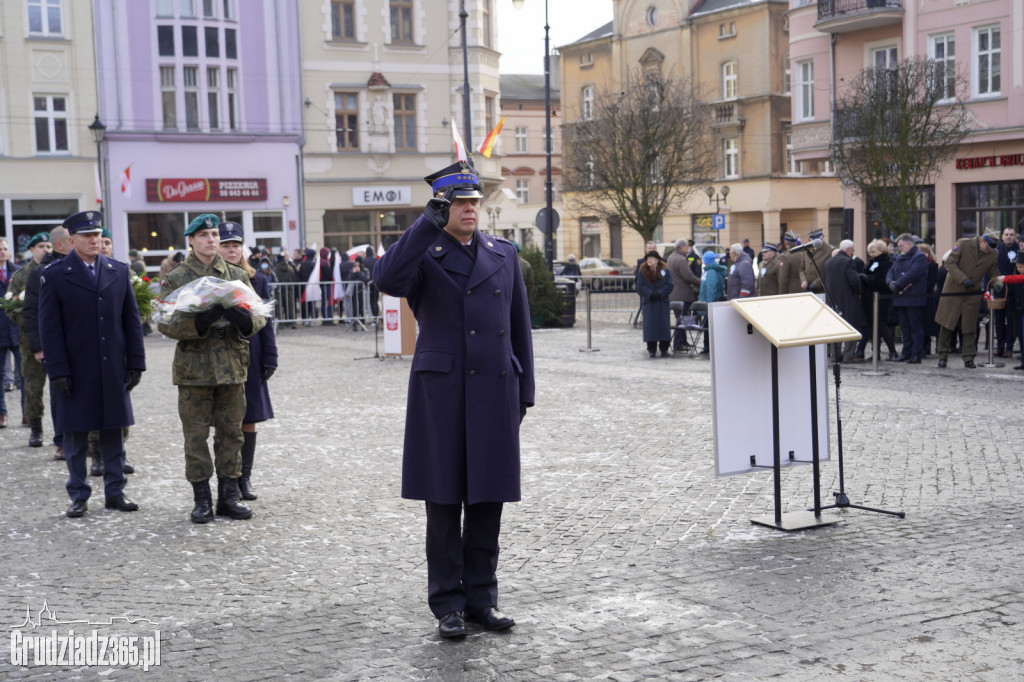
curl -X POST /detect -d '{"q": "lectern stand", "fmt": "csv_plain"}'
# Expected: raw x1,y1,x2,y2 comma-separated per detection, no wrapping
721,294,861,531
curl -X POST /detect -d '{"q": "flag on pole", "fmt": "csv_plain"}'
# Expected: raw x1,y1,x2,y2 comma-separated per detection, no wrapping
120,164,133,199
477,116,506,158
95,163,103,205
302,244,322,303
452,119,468,162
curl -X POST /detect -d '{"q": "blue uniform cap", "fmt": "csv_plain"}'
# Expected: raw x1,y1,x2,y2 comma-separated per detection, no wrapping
62,210,104,235
218,221,244,243
27,231,52,248
186,213,220,237
760,242,779,253
981,230,999,248
423,161,484,199
808,229,824,240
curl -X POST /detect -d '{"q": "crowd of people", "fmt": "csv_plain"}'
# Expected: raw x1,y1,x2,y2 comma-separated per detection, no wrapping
636,226,1024,367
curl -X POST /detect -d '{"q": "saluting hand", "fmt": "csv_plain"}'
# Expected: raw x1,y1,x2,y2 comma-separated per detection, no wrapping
424,187,456,228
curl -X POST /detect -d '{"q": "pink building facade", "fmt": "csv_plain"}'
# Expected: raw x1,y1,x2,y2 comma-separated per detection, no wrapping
788,0,1023,249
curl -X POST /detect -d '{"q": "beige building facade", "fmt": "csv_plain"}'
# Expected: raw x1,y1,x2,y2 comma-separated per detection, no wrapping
559,0,847,264
300,0,503,252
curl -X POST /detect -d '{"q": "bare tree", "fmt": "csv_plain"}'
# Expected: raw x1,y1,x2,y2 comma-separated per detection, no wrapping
562,70,716,243
831,57,970,237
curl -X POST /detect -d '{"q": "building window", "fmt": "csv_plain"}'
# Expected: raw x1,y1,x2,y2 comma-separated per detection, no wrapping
393,93,416,151
180,0,196,17
484,95,496,138
390,0,413,44
928,33,956,102
205,27,219,58
724,139,739,179
580,52,593,66
183,66,200,131
783,125,800,175
482,0,493,49
722,61,737,100
335,92,359,151
331,1,355,40
514,126,528,153
182,26,199,57
783,54,790,94
222,0,234,20
203,0,217,18
516,179,530,204
225,29,237,59
870,45,898,69
28,0,62,35
227,68,238,130
646,6,658,26
719,22,736,38
581,85,594,121
33,95,68,153
157,0,174,17
956,181,1024,238
161,66,177,129
973,25,1000,97
795,59,814,121
207,67,220,130
158,25,175,56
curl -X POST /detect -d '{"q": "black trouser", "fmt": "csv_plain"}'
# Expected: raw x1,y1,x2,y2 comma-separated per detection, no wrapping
425,501,502,619
647,341,670,354
65,429,125,501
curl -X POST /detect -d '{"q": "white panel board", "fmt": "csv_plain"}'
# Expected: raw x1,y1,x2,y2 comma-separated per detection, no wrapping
709,301,831,476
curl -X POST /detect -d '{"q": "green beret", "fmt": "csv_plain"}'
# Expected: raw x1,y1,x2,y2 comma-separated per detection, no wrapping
185,213,220,237
27,232,51,248
101,227,112,239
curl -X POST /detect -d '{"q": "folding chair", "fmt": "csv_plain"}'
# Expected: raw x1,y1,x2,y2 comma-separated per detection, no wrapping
680,301,708,357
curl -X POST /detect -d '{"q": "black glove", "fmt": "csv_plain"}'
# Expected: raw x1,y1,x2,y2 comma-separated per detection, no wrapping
261,366,276,383
195,304,226,335
519,402,528,425
53,376,72,398
223,305,254,335
888,282,900,293
424,187,455,228
961,278,975,289
125,369,142,392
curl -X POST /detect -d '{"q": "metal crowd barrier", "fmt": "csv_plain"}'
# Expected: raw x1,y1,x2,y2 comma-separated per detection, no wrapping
268,280,378,330
557,275,639,318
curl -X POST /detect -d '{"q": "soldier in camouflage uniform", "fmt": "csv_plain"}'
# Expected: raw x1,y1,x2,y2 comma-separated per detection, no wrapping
158,214,266,524
7,232,52,448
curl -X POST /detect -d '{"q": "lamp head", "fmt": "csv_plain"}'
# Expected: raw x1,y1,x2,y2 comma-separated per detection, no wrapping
512,0,525,9
721,185,730,197
89,114,106,144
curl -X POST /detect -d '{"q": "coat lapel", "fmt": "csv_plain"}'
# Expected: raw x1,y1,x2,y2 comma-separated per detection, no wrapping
466,236,506,290
429,236,474,282
96,255,118,292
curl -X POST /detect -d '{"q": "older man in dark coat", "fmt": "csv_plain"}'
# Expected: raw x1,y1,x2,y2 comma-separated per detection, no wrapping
823,240,868,362
39,211,146,517
374,160,535,639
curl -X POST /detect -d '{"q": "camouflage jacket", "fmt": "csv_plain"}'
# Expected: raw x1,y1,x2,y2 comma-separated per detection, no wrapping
158,253,266,386
6,259,39,328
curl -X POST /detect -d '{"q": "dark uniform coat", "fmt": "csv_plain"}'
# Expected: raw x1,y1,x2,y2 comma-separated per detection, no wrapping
373,214,535,505
38,251,146,433
0,261,20,348
243,272,278,423
757,255,782,297
823,250,867,332
935,238,999,331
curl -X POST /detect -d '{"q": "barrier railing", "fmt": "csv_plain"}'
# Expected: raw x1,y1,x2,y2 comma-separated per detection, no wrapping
268,280,378,329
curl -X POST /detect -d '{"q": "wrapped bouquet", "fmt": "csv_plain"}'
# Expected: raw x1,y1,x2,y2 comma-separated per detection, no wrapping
1,290,25,312
131,274,156,320
152,276,274,326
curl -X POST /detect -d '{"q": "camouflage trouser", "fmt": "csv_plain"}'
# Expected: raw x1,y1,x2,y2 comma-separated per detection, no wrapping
88,426,130,449
178,384,245,482
20,338,46,420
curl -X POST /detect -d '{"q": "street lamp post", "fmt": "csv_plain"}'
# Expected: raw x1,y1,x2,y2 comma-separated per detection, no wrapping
459,0,472,152
89,114,108,214
706,184,730,213
486,205,502,234
512,0,554,272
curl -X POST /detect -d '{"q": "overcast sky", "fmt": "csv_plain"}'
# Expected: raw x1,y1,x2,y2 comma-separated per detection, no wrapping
496,0,614,75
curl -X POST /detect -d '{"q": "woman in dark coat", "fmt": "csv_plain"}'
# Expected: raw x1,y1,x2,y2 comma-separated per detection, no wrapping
218,223,278,501
636,251,674,357
856,239,899,360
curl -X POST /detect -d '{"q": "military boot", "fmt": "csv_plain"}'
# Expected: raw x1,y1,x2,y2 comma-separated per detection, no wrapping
28,418,43,448
239,432,258,501
89,443,104,476
190,480,214,524
215,478,252,520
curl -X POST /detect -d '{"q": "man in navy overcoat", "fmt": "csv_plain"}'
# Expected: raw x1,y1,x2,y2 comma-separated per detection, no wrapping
374,161,535,639
39,211,146,518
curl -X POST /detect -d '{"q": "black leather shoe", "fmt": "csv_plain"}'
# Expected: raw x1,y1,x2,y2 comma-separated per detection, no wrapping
907,357,921,364
438,612,467,639
66,500,88,518
1014,364,1024,370
466,607,515,631
964,360,976,369
893,355,908,362
122,462,135,474
104,494,139,512
937,358,947,368
887,352,899,361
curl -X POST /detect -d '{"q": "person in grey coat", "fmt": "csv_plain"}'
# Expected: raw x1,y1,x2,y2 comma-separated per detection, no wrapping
373,161,535,640
667,240,700,351
725,243,755,300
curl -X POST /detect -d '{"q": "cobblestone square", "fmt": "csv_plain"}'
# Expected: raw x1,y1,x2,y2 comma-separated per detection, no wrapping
1,319,1021,680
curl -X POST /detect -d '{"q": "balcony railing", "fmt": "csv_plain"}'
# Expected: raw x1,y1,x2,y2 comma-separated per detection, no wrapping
711,103,745,129
817,0,901,21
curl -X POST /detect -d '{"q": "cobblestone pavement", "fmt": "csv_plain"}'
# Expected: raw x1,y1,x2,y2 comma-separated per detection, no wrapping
1,316,1022,681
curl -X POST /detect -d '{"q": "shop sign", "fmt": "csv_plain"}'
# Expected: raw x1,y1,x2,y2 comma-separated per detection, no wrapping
352,186,411,206
955,154,1024,170
146,178,268,202
581,221,601,235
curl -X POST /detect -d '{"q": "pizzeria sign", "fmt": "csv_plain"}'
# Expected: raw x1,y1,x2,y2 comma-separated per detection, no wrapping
146,178,268,202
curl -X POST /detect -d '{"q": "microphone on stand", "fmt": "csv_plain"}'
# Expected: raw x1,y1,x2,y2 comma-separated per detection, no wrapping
786,238,823,254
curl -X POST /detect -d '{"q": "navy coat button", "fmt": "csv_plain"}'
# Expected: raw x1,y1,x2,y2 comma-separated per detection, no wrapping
469,369,477,376
469,330,476,336
498,329,506,336
500,370,507,377
494,289,501,296
466,289,472,295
